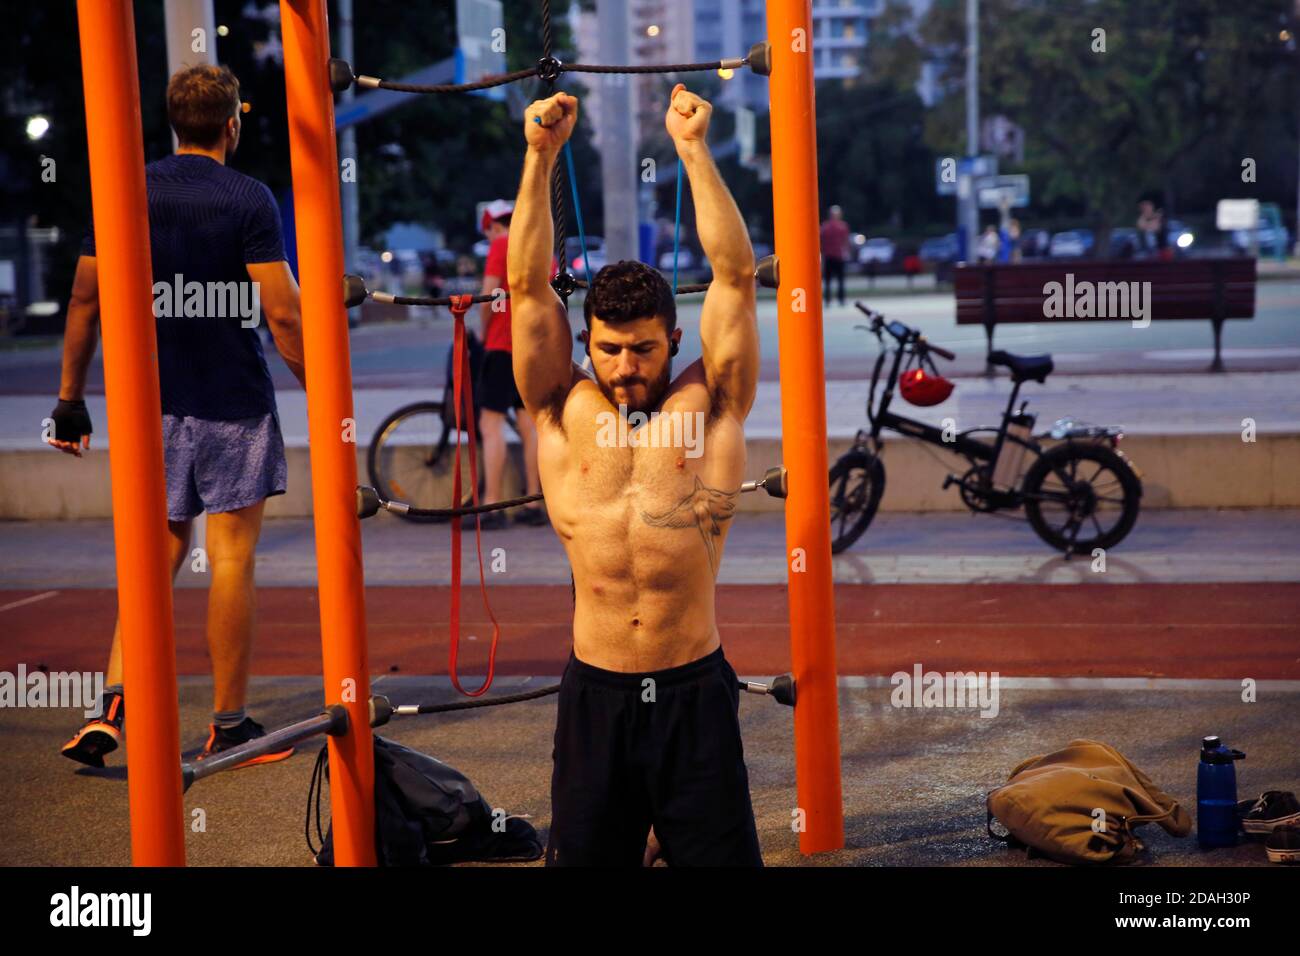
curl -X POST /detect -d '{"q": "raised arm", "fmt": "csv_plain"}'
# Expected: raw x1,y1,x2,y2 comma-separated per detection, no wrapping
507,92,580,425
667,84,758,421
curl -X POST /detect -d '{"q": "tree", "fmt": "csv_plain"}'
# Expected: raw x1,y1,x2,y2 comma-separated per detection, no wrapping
920,0,1299,238
4,0,602,297
812,0,948,237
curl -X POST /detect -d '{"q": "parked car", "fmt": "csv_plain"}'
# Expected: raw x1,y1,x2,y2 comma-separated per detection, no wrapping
857,237,896,266
1108,227,1140,257
918,233,959,263
1018,228,1051,258
565,235,607,275
658,247,696,271
1166,219,1195,251
1230,224,1290,255
1049,229,1095,258
353,248,384,280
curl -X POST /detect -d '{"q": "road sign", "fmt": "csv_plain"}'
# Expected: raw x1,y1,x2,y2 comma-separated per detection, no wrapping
977,174,1029,209
937,155,997,196
961,155,999,178
936,158,956,195
456,0,506,102
1216,199,1260,231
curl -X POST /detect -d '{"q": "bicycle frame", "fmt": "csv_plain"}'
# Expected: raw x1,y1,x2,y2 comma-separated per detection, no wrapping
861,330,1027,461
853,317,1049,512
834,305,1143,555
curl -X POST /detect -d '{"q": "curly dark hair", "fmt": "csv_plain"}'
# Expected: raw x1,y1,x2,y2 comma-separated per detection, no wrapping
582,260,676,335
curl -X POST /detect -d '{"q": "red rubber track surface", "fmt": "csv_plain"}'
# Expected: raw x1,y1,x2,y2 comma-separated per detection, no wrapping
3,583,1296,679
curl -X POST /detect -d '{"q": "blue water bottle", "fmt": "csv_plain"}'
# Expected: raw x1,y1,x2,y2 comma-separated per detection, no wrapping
1197,735,1246,848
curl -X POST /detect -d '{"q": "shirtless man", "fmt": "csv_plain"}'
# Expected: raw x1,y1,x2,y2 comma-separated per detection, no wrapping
507,84,762,867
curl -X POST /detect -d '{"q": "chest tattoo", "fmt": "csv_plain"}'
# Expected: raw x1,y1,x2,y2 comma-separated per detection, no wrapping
638,475,739,573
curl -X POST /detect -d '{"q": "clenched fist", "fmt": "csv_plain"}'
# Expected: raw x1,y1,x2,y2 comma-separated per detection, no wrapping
666,83,711,148
524,92,579,154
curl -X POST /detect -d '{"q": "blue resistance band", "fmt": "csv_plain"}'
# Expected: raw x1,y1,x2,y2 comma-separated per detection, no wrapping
562,142,592,287
672,157,684,294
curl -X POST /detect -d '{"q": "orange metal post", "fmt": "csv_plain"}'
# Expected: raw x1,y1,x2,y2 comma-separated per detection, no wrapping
76,0,186,867
765,0,845,854
280,0,376,865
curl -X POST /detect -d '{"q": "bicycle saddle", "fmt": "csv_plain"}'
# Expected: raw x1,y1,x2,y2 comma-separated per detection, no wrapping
987,350,1054,383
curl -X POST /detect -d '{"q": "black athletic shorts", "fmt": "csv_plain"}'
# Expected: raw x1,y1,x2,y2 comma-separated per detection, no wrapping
477,349,523,413
546,646,763,867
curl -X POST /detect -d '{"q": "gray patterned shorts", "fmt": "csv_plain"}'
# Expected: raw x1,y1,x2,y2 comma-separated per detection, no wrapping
161,411,287,521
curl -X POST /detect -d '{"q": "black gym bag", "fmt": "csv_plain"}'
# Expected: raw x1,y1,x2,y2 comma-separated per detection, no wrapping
308,734,543,866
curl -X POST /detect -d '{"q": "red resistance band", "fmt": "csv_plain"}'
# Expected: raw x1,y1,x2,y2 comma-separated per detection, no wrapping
447,294,501,696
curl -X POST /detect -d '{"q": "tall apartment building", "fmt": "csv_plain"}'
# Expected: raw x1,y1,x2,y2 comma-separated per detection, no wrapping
574,0,926,117
572,1,695,153
691,0,886,108
811,0,881,79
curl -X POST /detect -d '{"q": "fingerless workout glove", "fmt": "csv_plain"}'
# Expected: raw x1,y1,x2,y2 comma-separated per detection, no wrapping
50,399,93,444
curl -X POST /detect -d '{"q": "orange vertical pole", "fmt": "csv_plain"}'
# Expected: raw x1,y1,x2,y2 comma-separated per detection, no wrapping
75,0,186,866
765,0,844,854
280,0,376,865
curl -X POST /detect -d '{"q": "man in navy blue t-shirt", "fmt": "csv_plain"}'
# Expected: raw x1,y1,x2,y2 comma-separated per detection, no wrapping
50,65,306,770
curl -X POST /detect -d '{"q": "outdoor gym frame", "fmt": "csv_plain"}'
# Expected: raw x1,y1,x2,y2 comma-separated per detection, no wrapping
76,0,841,865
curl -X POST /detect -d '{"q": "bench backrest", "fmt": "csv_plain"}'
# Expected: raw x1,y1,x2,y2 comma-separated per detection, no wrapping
955,258,1256,325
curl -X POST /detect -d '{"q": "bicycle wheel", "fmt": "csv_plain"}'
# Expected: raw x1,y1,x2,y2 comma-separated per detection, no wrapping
367,401,478,523
1021,441,1141,554
829,449,886,554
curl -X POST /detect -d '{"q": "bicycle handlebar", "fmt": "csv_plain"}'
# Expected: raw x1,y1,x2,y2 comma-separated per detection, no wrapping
853,301,957,361
925,341,956,361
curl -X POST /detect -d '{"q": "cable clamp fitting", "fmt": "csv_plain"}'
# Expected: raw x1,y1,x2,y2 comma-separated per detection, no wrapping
536,56,564,84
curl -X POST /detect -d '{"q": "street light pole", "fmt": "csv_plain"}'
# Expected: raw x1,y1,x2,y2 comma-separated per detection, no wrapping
959,0,980,261
596,0,638,264
339,0,359,274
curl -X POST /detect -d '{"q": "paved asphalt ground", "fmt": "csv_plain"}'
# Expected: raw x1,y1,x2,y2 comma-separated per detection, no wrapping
1,510,1296,867
2,676,1295,867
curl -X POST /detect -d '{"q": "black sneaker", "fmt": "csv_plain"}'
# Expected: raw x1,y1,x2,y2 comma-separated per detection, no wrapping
1237,791,1300,834
197,717,293,769
1265,825,1300,864
513,505,548,527
465,511,508,531
61,692,124,768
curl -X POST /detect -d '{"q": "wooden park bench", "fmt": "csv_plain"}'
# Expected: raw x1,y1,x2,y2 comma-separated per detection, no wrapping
955,258,1257,371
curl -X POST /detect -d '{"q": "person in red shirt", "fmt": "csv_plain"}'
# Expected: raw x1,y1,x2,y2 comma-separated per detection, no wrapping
819,204,851,307
477,200,546,527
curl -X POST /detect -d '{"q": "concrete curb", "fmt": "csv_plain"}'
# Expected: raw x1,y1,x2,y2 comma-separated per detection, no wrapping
4,430,1295,519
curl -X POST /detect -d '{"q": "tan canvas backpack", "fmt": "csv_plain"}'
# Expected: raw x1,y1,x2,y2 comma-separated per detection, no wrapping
986,738,1193,864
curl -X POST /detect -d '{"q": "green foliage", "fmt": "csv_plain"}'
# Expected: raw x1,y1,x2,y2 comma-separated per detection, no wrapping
9,0,1294,292
813,0,949,237
919,0,1299,228
347,0,599,251
5,0,600,286
814,80,946,236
